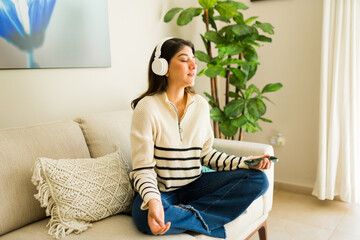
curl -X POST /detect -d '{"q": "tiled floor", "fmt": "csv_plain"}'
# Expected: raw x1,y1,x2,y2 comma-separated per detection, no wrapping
249,189,360,240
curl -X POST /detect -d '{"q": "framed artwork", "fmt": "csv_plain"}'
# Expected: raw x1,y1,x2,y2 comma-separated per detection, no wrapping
0,0,111,69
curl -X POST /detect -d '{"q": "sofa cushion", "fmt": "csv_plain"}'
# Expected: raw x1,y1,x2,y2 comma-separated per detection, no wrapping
74,109,133,170
31,150,134,239
0,215,196,240
0,121,90,236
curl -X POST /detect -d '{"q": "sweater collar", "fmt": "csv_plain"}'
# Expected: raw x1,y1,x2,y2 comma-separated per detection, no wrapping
162,91,195,107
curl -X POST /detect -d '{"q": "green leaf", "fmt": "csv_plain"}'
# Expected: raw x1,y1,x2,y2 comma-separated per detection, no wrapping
233,13,244,24
247,98,266,119
199,0,218,9
231,115,248,127
221,58,244,65
210,107,225,122
244,87,254,100
243,45,258,62
260,117,272,123
229,0,249,10
213,16,231,23
200,34,209,54
254,21,275,35
231,24,253,36
204,30,223,44
205,64,223,78
257,35,272,42
229,91,240,98
218,46,237,59
215,2,238,19
262,96,275,104
177,8,202,26
230,74,245,89
242,122,260,133
248,84,261,94
197,68,207,76
230,68,246,86
219,121,238,137
204,92,219,107
245,64,258,81
245,16,258,25
195,50,211,63
261,83,283,93
164,8,183,22
224,99,245,117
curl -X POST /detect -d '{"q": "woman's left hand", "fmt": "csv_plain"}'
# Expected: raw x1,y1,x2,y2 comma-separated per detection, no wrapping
248,154,272,170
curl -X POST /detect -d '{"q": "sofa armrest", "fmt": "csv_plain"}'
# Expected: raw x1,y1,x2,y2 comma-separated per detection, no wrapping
213,138,274,214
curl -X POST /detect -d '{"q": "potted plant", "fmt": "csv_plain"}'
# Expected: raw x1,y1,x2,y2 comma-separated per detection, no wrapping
164,0,282,140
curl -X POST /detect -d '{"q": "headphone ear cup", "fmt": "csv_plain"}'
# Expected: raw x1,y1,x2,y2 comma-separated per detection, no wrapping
151,57,168,76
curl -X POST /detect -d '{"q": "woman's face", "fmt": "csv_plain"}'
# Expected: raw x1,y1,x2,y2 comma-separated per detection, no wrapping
166,46,197,89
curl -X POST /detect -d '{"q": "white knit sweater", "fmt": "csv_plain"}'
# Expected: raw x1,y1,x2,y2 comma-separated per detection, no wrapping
130,92,250,209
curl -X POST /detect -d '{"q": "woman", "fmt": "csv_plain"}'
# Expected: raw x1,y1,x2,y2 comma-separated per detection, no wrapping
130,37,271,238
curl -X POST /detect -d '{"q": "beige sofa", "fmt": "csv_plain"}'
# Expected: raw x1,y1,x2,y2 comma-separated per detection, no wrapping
0,109,274,240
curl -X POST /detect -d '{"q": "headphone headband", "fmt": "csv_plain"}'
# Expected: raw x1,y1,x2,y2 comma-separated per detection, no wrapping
154,37,173,58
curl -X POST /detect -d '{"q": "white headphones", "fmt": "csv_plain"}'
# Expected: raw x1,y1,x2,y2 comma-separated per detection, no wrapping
151,37,173,76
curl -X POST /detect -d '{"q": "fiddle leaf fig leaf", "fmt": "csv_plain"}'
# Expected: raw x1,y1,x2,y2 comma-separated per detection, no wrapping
242,122,261,133
215,2,238,19
177,8,202,26
210,107,225,122
257,35,272,42
261,83,283,93
245,16,258,25
229,91,240,98
199,0,218,9
230,68,246,86
229,0,249,10
224,99,245,117
195,50,210,63
254,21,274,35
164,8,183,22
205,64,223,78
231,24,253,36
247,98,266,119
205,30,223,44
204,92,219,107
260,117,272,123
219,120,238,137
231,115,248,127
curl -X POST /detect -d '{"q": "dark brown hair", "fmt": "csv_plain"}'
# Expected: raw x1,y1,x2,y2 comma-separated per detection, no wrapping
131,38,196,109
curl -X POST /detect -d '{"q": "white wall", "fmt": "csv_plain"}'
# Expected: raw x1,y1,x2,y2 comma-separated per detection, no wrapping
0,0,323,188
0,0,169,128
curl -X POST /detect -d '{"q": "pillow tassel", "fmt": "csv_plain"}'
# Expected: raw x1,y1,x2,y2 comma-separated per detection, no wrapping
31,160,51,212
47,214,92,240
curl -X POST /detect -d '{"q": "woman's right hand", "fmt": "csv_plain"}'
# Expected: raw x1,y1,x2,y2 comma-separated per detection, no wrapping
148,199,171,235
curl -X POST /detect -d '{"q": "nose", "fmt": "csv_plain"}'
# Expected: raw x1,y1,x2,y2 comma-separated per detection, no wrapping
189,59,197,70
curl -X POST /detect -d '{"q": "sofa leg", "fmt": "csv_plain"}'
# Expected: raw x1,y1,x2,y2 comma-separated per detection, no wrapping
257,221,267,240
245,220,267,240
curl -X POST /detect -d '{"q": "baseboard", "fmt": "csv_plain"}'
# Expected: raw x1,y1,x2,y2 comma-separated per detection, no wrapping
274,181,313,195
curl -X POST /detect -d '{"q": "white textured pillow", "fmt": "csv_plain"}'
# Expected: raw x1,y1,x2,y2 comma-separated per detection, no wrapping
31,150,134,239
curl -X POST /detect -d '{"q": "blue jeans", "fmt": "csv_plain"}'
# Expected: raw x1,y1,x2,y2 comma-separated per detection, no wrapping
132,169,269,239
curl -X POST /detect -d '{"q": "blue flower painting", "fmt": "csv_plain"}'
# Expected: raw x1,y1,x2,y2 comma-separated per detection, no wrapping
0,0,56,68
0,0,111,69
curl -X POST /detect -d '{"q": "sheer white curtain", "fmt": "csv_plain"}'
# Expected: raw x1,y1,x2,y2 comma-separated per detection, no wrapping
313,0,360,204
312,0,360,203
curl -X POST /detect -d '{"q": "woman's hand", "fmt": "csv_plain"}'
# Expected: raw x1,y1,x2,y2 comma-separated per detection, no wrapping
248,154,272,170
148,199,171,235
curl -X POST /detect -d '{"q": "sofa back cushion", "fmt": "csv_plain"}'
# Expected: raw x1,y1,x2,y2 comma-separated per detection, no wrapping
0,121,91,236
74,109,133,170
